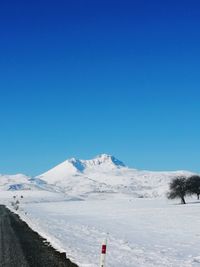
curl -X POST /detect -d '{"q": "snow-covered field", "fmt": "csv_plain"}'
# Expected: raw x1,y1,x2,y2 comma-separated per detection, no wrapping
2,191,200,267
1,155,200,266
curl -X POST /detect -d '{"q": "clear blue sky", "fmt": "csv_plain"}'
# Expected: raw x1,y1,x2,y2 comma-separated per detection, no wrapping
0,0,200,176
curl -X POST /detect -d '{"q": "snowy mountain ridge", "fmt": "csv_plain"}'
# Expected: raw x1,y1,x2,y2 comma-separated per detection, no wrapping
65,154,125,172
37,154,195,198
0,154,196,198
0,174,44,191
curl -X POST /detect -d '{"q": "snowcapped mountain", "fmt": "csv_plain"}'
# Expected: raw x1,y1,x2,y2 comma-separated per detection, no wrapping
37,154,195,198
0,154,195,197
39,154,125,181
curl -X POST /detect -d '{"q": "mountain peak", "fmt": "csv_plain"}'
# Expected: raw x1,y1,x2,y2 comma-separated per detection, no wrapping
39,154,126,182
66,154,126,170
93,154,126,167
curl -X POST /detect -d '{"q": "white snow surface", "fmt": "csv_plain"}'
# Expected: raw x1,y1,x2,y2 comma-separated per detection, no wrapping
1,191,200,267
1,154,199,266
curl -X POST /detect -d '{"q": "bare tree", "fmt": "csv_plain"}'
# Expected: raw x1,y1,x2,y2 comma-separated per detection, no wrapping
187,175,200,200
167,176,188,204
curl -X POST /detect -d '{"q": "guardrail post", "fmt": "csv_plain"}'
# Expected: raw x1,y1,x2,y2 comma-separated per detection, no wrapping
99,237,107,267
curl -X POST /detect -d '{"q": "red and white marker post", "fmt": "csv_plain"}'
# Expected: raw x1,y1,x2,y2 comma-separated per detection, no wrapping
99,237,107,267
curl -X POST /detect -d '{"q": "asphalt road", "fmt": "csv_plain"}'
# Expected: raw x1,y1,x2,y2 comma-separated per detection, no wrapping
0,205,78,267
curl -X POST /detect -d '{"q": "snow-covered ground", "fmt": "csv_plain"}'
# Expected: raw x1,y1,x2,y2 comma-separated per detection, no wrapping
2,191,200,267
1,154,199,266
